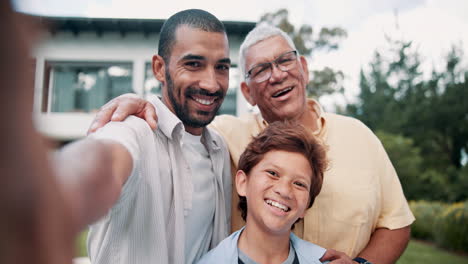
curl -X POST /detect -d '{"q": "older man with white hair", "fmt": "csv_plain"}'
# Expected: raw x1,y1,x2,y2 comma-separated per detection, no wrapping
90,23,415,264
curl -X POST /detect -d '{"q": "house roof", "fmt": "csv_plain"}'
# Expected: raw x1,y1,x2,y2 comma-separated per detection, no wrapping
33,16,256,37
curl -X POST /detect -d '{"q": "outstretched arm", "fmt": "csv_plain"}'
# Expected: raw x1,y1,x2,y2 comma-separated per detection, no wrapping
88,93,158,134
54,138,133,231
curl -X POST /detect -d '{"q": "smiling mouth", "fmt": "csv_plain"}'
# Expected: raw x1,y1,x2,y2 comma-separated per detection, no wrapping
192,96,216,106
272,86,293,98
265,199,290,212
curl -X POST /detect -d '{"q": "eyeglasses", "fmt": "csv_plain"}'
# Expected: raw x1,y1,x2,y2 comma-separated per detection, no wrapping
245,50,298,83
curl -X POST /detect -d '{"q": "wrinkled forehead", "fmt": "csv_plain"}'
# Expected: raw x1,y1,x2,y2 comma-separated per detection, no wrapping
244,35,294,68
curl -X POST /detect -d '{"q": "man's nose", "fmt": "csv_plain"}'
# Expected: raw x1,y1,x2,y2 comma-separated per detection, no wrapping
268,63,287,84
199,68,220,92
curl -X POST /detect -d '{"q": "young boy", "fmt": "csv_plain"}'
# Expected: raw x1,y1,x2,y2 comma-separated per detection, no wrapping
197,121,330,264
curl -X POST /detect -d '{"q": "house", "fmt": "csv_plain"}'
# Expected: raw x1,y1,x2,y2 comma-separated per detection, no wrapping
30,15,256,142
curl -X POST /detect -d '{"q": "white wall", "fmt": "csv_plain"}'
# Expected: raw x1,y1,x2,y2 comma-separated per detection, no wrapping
33,30,250,140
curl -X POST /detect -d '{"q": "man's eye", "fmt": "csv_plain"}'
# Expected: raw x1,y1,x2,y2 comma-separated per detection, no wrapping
278,58,294,65
216,64,230,71
252,66,268,77
185,61,202,69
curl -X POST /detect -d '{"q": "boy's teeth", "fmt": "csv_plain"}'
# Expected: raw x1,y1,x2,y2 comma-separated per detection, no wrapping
266,199,289,212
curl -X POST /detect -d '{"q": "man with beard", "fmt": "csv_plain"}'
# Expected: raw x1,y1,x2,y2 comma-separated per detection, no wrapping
90,24,415,264
58,9,232,264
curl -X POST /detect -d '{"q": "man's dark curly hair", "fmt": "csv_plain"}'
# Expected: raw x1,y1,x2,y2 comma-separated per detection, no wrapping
237,121,328,227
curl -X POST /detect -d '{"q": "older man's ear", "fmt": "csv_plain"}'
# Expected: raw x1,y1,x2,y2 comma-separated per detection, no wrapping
240,81,257,107
299,55,310,83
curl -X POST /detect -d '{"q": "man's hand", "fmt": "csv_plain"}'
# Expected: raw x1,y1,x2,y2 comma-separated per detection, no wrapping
87,93,158,134
320,249,355,264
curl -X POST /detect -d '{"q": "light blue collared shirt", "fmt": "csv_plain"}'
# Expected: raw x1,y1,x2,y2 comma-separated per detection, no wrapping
197,227,328,264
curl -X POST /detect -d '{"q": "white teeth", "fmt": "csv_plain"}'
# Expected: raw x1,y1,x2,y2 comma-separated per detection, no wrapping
273,87,293,97
194,97,215,105
265,199,289,212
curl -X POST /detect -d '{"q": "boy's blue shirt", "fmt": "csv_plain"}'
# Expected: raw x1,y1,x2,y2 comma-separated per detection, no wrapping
197,227,329,264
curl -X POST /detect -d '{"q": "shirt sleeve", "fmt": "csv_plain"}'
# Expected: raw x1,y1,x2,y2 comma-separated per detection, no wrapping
88,116,150,209
376,140,416,229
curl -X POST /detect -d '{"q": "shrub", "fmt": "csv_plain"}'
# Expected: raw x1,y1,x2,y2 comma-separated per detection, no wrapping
433,201,468,252
409,200,447,240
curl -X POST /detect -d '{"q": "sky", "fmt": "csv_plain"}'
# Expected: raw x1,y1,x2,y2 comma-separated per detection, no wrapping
14,0,468,109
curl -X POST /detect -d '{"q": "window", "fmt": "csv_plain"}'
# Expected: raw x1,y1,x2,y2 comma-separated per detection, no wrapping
218,66,239,116
144,62,161,97
44,62,133,113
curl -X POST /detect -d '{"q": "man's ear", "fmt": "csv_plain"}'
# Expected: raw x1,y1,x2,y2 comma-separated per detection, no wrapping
240,82,256,106
235,170,248,197
152,54,166,85
299,55,309,83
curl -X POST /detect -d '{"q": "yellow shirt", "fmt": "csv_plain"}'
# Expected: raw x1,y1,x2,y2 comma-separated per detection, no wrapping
210,99,415,257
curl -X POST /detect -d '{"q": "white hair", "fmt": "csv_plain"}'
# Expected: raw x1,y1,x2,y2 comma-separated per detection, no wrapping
238,23,297,81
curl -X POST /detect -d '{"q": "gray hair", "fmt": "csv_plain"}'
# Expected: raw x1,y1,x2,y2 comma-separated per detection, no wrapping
239,23,297,80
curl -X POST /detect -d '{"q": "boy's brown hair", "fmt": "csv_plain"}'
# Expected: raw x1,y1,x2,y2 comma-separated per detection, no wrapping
237,121,328,223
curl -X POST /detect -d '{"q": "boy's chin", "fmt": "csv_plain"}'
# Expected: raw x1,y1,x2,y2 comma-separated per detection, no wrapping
260,219,296,236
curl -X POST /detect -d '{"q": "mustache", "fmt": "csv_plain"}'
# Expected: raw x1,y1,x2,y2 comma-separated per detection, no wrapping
185,87,225,98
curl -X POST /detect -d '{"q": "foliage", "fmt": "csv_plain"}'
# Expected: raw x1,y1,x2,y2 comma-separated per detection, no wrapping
409,200,447,240
433,201,468,252
397,239,468,264
259,9,347,98
409,200,468,253
346,39,468,201
377,131,424,200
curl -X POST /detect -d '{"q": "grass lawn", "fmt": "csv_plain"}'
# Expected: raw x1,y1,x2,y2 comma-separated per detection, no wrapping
397,240,468,264
75,230,88,257
76,231,468,263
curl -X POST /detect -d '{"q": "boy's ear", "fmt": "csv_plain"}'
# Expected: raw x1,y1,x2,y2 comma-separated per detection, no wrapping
235,170,248,197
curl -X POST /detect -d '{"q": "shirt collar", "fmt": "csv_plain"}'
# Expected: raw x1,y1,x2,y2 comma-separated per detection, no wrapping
230,227,325,263
148,95,183,140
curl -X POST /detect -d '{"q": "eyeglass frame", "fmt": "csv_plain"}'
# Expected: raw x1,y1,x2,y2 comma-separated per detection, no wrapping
244,50,298,83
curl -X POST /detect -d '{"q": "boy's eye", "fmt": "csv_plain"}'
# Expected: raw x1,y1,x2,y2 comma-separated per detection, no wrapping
267,170,278,177
294,181,308,189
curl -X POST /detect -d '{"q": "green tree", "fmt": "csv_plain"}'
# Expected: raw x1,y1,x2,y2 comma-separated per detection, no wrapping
376,131,424,200
259,9,347,98
347,39,468,201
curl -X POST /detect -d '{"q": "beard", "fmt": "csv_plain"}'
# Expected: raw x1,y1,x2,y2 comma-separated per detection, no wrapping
165,70,225,128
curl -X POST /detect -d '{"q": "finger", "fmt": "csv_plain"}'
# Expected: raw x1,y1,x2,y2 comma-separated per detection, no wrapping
110,95,148,122
320,249,338,261
111,106,131,122
143,107,158,130
87,102,117,134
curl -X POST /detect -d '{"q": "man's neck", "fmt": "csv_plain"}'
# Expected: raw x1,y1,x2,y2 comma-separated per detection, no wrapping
185,126,203,136
238,223,290,264
297,106,319,132
161,95,204,136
